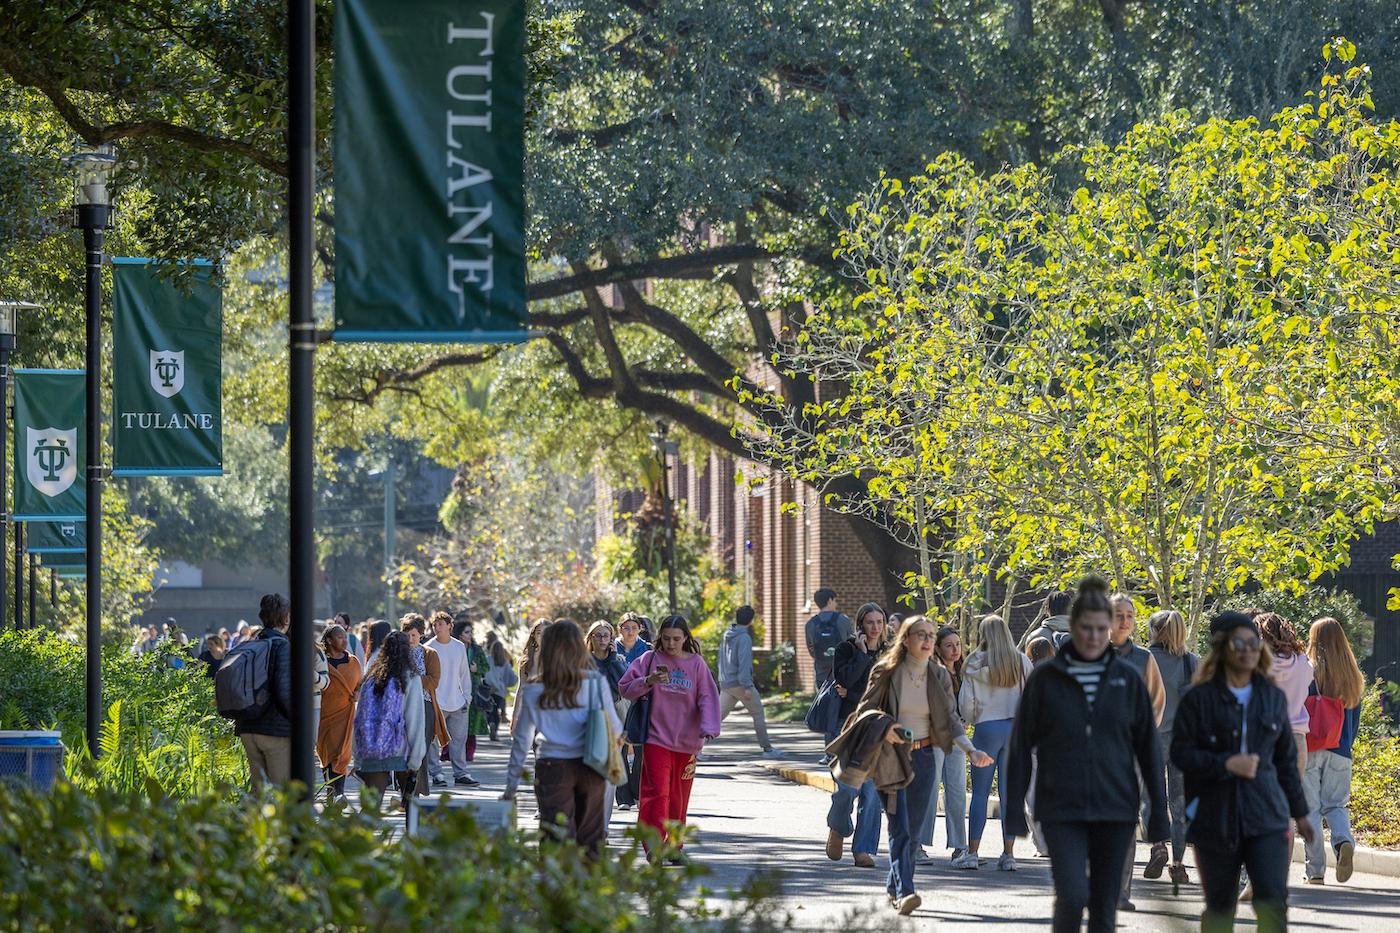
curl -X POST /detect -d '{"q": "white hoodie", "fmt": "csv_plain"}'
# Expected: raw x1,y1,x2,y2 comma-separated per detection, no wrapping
959,650,1034,723
1270,650,1314,733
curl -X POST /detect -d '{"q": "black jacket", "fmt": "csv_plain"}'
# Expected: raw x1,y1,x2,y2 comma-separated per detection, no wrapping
234,628,293,738
1005,647,1168,840
1170,672,1308,850
832,637,879,722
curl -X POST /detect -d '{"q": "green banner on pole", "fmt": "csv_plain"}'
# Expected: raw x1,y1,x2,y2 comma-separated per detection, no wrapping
39,550,86,570
26,520,85,554
14,369,84,522
111,259,223,476
333,0,528,342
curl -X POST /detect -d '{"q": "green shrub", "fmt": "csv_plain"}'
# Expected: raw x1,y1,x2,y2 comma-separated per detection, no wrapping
1352,681,1400,848
1218,586,1373,659
755,642,796,694
0,630,246,795
0,783,818,932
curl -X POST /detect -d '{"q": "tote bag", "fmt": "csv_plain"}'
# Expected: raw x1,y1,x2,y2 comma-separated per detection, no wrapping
1305,693,1345,752
583,675,624,784
623,652,656,746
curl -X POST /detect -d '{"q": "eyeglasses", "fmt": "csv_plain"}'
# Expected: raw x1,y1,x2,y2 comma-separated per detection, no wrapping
1230,636,1262,651
908,631,937,642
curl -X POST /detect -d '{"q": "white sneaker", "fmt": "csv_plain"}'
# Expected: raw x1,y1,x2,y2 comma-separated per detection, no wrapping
954,851,979,870
914,847,936,865
997,853,1017,872
761,747,788,760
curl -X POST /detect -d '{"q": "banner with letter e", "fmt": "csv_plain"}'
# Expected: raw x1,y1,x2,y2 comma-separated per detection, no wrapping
333,0,528,342
14,369,85,522
26,520,85,555
111,258,222,476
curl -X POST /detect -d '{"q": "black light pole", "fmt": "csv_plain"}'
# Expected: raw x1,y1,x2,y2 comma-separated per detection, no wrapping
27,550,34,629
0,301,30,631
71,143,115,757
13,522,22,627
651,420,679,616
287,0,318,795
50,567,55,607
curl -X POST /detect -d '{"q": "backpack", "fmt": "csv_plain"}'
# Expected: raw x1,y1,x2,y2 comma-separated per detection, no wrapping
214,639,273,721
809,612,845,659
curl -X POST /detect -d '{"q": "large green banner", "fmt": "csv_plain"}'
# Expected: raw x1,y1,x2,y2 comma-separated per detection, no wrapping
37,549,85,570
111,259,223,476
26,520,85,555
13,369,85,522
333,0,528,342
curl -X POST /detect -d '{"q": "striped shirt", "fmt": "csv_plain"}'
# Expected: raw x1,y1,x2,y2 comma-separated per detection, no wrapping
1064,653,1110,708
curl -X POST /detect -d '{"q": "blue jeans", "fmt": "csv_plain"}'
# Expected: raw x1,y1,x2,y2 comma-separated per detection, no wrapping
919,744,968,850
969,718,1014,843
1303,749,1354,878
1158,728,1187,861
887,745,937,898
827,777,882,856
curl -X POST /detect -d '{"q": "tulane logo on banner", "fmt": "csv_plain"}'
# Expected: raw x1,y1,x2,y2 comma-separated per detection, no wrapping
13,370,85,522
150,349,185,397
112,259,222,476
26,427,78,497
26,520,86,555
333,0,527,343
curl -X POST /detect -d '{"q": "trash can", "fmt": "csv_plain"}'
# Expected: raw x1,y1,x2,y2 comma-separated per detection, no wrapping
0,731,65,791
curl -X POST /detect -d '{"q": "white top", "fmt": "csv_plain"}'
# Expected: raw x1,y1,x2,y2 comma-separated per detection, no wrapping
506,672,621,796
1228,682,1253,753
432,636,472,712
959,651,1034,723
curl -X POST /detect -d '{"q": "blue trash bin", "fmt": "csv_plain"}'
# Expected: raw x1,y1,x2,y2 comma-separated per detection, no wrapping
0,731,65,790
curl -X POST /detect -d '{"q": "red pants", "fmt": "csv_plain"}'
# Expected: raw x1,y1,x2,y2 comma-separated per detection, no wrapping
638,743,696,846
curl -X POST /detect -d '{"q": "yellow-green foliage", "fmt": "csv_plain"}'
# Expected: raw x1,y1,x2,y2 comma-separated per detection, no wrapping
1351,680,1400,847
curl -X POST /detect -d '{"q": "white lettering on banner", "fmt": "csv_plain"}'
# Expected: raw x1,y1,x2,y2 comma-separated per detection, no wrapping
120,412,217,430
444,12,496,306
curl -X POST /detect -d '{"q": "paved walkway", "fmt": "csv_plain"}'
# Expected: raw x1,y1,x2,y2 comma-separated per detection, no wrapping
363,719,1400,929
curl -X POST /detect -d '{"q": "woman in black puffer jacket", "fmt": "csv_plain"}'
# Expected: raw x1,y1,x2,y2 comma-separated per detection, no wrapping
1172,611,1314,932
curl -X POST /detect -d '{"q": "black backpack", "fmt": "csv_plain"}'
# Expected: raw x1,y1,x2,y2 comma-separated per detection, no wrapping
215,639,273,721
810,612,845,657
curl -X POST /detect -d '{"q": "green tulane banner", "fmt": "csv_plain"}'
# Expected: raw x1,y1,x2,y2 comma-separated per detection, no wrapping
14,369,84,522
111,259,222,476
26,520,85,555
333,0,528,342
38,549,85,570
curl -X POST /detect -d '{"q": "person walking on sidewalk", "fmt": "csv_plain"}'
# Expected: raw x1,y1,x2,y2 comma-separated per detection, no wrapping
1172,610,1314,932
616,611,651,666
960,613,1034,872
840,614,992,916
317,622,362,801
588,619,628,837
233,594,293,794
827,602,891,869
718,605,785,760
1145,609,1198,886
805,588,852,689
618,615,722,860
503,620,621,857
402,614,454,795
1302,617,1363,885
917,624,970,866
1018,589,1074,651
453,616,492,762
1108,592,1166,911
353,629,426,812
483,640,517,741
1005,576,1168,933
429,611,475,787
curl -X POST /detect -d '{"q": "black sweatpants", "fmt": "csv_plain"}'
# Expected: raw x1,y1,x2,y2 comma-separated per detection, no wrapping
1041,820,1136,933
534,757,607,855
1196,833,1290,932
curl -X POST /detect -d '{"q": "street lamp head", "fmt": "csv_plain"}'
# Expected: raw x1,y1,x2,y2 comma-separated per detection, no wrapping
66,144,118,208
0,301,40,339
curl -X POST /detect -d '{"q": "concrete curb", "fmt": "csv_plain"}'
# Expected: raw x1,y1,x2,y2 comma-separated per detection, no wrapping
761,762,1400,879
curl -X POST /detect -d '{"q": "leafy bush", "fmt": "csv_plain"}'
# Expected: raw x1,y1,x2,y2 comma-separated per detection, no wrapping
755,642,796,694
596,512,731,622
0,630,246,795
526,562,619,624
1216,586,1373,659
0,783,827,932
1351,680,1400,847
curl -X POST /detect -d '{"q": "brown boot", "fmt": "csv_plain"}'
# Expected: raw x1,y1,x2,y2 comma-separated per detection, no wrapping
825,829,844,861
853,852,876,868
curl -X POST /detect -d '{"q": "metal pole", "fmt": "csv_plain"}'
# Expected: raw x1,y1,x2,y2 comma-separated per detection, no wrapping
287,0,317,796
50,567,55,606
659,444,678,615
384,461,396,621
80,202,107,758
13,522,22,628
27,549,34,628
0,346,8,631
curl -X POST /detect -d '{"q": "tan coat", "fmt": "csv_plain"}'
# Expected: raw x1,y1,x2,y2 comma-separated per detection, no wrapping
421,644,450,747
852,657,965,754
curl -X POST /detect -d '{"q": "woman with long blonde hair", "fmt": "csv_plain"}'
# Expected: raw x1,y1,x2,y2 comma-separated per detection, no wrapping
959,614,1034,870
1145,609,1198,886
1301,617,1364,884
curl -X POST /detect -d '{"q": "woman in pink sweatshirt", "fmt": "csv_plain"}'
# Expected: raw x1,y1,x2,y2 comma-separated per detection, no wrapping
1259,612,1314,780
618,614,722,859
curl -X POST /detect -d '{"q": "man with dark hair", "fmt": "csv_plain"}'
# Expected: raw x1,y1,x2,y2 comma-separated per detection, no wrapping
1018,589,1076,651
804,588,851,688
717,605,786,759
234,593,293,793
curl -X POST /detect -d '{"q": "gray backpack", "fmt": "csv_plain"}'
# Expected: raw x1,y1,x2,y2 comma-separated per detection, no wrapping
215,639,273,721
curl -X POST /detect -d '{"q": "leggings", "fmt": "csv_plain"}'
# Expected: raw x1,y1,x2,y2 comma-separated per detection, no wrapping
1041,821,1136,933
1196,834,1290,933
969,718,1014,843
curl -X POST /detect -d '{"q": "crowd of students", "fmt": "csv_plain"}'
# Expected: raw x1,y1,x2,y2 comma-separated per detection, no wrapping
812,579,1371,929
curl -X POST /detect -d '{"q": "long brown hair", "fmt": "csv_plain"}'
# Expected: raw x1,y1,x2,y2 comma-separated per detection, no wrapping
521,617,552,679
367,630,413,696
1196,626,1274,685
537,619,590,710
1308,618,1364,708
1257,612,1305,658
870,614,935,680
935,626,963,687
657,615,702,654
854,602,893,653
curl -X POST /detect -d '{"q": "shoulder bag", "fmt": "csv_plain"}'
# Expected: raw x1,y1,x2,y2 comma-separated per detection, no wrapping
622,651,656,746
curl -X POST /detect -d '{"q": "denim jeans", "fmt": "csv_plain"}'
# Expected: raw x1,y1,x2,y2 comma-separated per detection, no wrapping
919,744,968,850
1303,748,1355,877
886,746,937,899
1158,728,1187,861
828,776,882,856
969,718,1014,843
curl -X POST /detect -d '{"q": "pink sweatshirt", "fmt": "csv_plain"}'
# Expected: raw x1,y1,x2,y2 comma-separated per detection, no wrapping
618,650,722,755
1271,651,1314,733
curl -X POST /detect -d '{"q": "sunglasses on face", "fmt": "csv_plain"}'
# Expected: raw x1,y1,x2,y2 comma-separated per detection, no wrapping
1230,636,1262,651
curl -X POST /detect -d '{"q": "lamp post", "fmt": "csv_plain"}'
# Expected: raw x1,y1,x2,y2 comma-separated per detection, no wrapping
70,143,115,757
0,301,34,631
650,420,679,616
370,462,397,622
13,523,23,627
